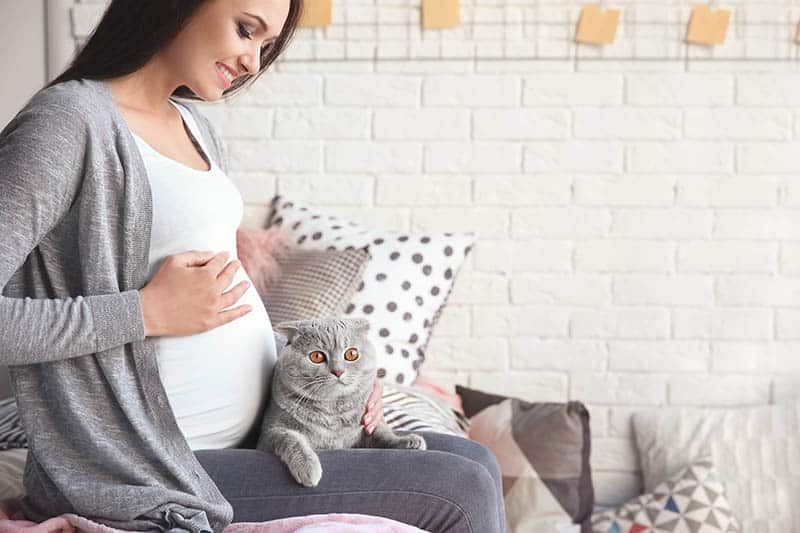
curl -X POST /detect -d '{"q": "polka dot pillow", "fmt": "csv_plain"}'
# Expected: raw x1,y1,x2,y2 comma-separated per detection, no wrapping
266,196,474,385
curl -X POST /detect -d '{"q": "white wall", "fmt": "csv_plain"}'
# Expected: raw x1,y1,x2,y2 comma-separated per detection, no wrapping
0,0,46,130
54,0,800,508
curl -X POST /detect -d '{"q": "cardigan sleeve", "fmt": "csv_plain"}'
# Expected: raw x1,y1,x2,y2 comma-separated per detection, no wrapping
0,88,146,365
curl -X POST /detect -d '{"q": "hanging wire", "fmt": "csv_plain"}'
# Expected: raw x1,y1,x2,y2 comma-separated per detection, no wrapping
281,0,800,63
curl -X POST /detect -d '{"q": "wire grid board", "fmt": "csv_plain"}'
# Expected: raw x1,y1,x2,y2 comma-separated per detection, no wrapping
280,0,800,62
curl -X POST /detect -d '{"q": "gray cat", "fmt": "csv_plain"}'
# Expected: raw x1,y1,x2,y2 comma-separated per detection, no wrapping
256,317,427,487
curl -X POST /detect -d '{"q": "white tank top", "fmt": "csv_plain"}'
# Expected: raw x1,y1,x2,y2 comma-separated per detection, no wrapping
130,98,277,450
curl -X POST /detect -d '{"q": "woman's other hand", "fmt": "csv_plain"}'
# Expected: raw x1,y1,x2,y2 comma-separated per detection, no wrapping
139,250,252,337
361,376,384,434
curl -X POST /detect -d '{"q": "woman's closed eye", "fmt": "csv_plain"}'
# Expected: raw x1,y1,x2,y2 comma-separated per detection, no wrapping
238,22,276,55
237,22,253,40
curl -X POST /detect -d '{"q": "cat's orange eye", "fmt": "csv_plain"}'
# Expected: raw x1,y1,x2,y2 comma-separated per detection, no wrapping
309,351,326,363
344,348,359,362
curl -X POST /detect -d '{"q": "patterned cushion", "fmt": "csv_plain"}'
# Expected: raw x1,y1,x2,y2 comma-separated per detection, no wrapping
591,457,740,533
632,398,800,533
456,385,594,533
267,195,474,385
264,247,370,324
236,225,371,324
382,384,469,438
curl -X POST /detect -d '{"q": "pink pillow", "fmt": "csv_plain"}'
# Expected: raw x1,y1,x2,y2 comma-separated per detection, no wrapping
413,374,466,416
235,226,288,299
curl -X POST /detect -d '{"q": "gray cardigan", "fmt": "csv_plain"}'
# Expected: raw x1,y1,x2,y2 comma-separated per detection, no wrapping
0,78,236,532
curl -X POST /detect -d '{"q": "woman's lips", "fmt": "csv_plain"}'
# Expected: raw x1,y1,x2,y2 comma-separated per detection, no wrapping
216,64,232,89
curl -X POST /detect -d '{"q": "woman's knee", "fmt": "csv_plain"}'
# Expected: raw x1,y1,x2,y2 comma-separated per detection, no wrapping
416,432,502,484
426,451,501,533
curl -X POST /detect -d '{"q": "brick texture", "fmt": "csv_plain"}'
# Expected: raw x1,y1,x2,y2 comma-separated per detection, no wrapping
67,1,800,510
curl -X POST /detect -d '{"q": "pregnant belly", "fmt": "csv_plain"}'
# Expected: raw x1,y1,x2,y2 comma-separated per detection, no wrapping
153,268,277,449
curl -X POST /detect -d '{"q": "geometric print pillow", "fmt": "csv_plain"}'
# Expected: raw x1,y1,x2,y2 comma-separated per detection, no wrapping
456,385,595,533
591,457,741,533
266,195,475,386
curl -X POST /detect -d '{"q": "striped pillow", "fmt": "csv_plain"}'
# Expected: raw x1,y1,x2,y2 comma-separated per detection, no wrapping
382,384,469,437
0,398,25,450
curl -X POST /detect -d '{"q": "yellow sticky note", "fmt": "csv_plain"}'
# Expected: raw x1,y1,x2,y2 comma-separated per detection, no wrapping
299,0,332,28
575,5,620,45
422,0,460,30
686,5,731,45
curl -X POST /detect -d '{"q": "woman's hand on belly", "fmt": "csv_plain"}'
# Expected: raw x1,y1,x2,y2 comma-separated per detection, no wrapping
140,249,252,337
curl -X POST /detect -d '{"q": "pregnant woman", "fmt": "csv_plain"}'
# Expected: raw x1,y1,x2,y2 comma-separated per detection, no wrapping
0,1,504,532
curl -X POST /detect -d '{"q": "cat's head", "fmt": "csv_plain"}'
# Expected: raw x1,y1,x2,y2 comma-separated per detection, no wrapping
273,317,377,392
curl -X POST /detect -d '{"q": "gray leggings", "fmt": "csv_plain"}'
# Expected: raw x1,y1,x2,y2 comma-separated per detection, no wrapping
194,431,505,533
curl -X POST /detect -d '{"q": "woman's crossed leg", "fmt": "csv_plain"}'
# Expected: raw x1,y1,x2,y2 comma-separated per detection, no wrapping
195,431,505,533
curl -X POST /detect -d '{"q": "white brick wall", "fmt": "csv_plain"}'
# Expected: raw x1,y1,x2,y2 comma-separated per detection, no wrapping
70,0,800,509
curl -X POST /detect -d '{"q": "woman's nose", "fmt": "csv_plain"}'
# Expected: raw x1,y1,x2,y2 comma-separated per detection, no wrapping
240,47,261,75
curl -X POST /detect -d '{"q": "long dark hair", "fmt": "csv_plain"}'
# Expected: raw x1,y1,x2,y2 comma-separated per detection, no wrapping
46,0,303,100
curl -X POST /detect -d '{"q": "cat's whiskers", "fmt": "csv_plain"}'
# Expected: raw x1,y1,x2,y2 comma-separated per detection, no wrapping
297,381,326,405
287,383,328,418
285,377,329,415
287,376,328,400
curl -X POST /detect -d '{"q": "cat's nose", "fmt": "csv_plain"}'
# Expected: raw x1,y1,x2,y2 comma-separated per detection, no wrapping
331,370,344,378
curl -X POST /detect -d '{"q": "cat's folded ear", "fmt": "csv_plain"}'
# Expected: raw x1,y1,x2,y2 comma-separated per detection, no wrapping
274,321,303,343
346,318,371,335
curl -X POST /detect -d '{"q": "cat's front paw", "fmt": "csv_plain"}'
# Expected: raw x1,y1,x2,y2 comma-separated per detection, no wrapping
396,433,427,450
289,454,323,487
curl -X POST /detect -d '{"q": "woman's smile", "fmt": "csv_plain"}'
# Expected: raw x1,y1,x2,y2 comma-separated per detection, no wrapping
216,63,235,89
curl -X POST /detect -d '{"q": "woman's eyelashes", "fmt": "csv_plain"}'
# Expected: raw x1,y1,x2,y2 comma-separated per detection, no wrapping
237,22,253,40
238,21,275,60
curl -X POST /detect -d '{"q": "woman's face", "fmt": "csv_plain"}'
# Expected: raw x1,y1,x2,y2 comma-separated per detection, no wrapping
163,0,292,101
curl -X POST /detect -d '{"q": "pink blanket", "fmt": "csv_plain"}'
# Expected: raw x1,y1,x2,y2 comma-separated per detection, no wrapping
0,497,428,533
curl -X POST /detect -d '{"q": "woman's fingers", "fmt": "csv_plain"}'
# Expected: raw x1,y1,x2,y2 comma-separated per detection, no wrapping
362,411,375,434
363,379,379,416
361,377,385,433
368,379,380,402
372,379,385,424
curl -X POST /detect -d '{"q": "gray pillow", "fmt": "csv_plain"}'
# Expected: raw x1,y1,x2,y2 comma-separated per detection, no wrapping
263,247,370,325
632,398,800,533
